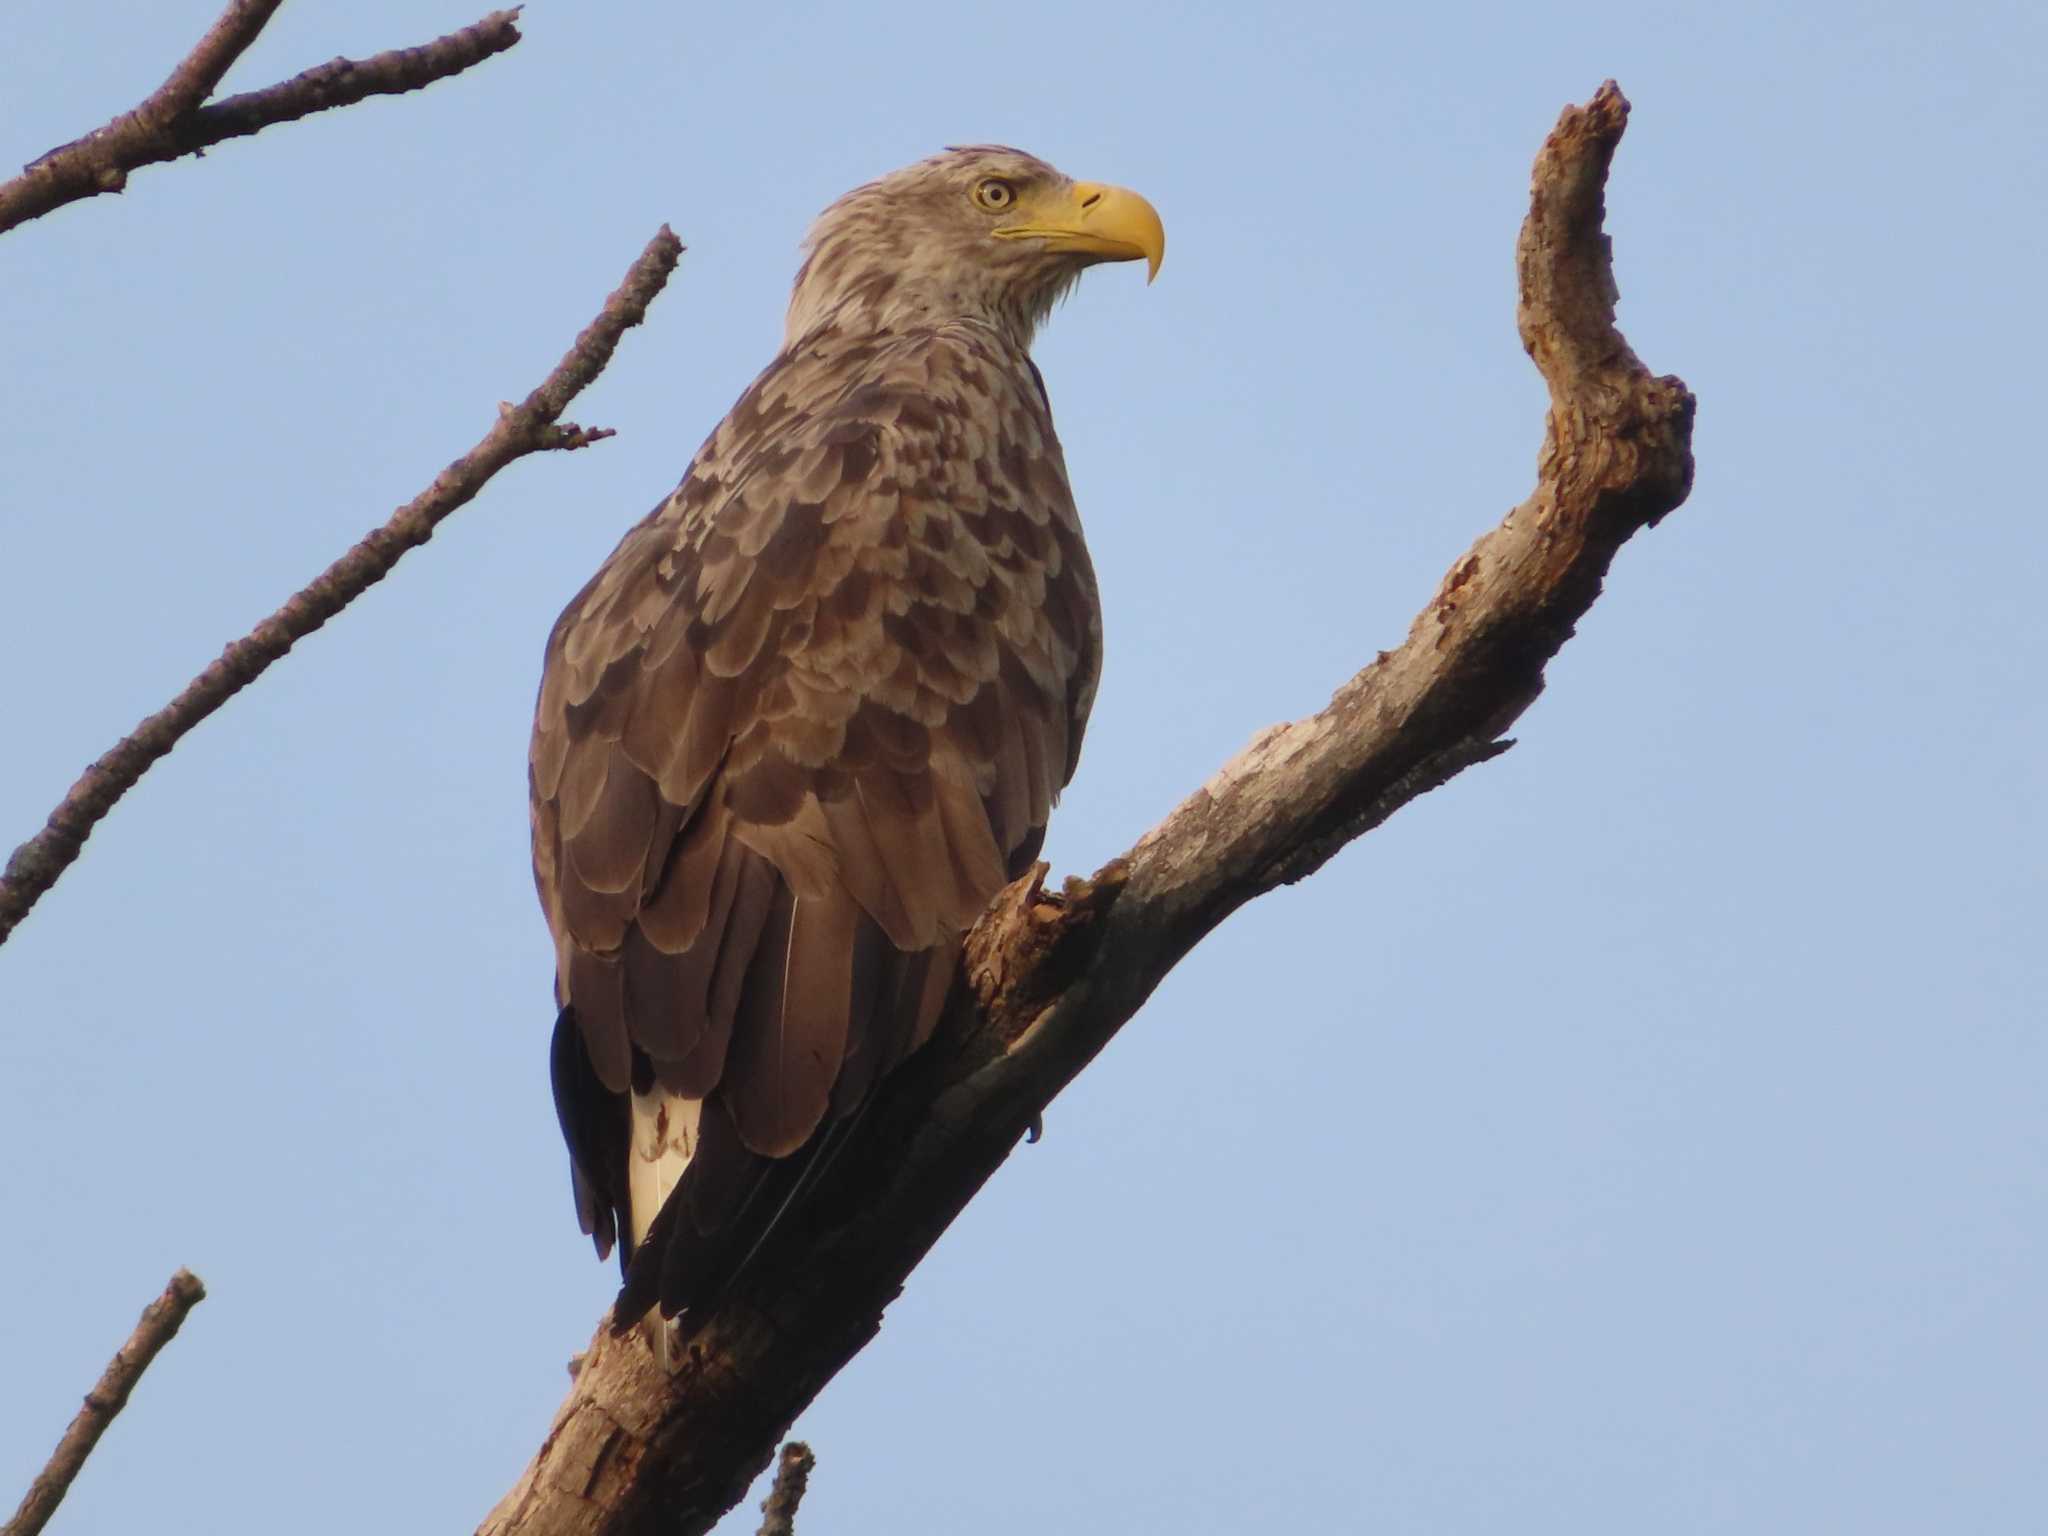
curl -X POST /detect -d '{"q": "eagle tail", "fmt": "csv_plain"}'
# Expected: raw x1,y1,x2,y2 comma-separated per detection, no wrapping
626,1085,702,1368
608,931,958,1347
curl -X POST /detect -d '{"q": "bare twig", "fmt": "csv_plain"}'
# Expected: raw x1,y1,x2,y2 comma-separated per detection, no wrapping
132,0,286,125
0,5,523,235
479,81,1695,1536
0,226,685,946
3,1269,208,1536
754,1444,815,1536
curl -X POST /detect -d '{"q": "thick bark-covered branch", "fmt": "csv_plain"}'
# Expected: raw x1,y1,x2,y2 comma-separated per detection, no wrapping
3,1269,207,1536
0,227,684,946
0,4,522,235
479,82,1695,1536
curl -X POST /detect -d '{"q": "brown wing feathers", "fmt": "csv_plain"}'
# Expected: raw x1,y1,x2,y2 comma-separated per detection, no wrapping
533,316,1100,1326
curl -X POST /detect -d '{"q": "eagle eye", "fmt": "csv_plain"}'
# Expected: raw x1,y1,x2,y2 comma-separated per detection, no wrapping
972,178,1017,213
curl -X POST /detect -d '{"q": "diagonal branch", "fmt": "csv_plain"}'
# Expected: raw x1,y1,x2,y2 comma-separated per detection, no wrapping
477,80,1696,1536
0,5,523,235
0,226,685,947
3,1269,208,1536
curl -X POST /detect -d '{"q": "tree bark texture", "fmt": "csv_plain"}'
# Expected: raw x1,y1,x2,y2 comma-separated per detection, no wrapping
479,80,1696,1536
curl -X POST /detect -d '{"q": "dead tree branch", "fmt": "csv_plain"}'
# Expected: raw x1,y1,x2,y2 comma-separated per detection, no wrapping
3,1269,208,1536
0,4,523,236
477,80,1695,1536
0,226,684,946
752,1444,815,1536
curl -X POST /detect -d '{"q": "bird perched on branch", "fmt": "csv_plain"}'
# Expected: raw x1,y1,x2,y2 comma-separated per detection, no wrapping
530,146,1163,1355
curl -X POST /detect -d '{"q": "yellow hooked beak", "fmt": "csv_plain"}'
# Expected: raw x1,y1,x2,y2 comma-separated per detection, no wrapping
995,180,1165,281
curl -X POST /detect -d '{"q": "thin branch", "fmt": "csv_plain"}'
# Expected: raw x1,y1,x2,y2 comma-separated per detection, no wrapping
0,5,523,235
0,226,685,947
3,1269,208,1536
478,81,1695,1536
753,1444,815,1536
136,0,286,125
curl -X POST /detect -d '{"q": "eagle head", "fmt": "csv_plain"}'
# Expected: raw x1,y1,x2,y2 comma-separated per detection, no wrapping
784,146,1164,347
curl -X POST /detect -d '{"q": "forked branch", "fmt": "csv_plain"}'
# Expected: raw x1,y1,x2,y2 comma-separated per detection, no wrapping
0,4,523,236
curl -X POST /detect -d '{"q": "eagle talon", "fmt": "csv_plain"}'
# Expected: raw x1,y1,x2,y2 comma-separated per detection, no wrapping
1025,1113,1044,1144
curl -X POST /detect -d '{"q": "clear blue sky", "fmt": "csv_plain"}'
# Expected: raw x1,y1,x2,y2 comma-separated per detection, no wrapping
4,1,2043,1530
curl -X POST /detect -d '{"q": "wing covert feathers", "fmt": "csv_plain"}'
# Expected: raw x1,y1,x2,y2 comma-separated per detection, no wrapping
532,320,1101,1324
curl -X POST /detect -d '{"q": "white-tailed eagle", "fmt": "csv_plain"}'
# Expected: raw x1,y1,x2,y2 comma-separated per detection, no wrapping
530,147,1163,1346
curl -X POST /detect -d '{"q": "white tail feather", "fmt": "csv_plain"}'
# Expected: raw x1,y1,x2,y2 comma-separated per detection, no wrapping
628,1087,701,1368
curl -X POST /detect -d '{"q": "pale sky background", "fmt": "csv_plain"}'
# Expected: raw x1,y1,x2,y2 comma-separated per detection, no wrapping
3,2,2044,1531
